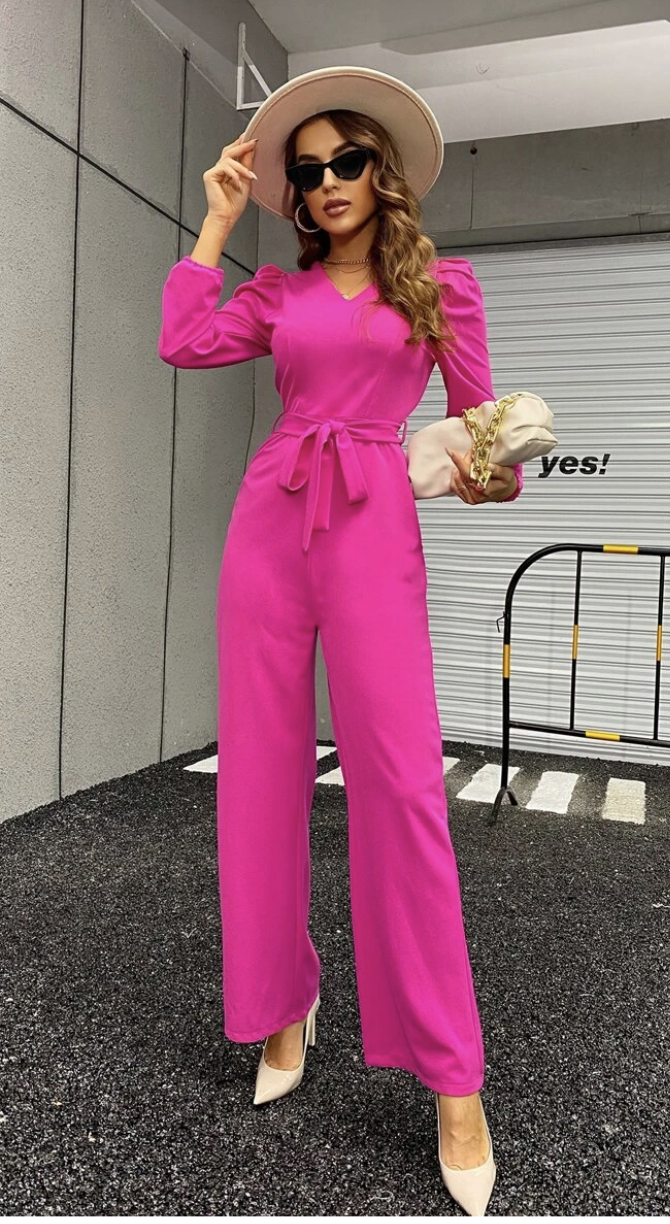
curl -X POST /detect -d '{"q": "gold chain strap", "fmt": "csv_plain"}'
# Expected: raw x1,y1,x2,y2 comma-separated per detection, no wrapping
462,393,523,488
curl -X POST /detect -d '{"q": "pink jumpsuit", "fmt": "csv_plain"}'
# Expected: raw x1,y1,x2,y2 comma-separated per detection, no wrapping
158,254,523,1096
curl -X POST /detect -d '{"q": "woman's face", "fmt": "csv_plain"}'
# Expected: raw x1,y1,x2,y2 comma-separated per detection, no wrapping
293,117,378,235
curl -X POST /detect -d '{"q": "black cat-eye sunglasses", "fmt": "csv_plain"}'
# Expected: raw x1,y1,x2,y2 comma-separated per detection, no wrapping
285,147,376,194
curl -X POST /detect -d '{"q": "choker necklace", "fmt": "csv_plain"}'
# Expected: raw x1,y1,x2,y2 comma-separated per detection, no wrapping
323,256,371,265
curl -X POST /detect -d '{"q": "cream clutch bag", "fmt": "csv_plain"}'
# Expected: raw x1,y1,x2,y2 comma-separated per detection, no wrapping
406,391,557,499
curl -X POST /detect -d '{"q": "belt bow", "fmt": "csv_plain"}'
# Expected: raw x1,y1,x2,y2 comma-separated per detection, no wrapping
273,412,407,552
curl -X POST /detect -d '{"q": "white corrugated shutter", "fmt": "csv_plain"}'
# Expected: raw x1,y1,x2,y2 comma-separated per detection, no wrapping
406,237,670,765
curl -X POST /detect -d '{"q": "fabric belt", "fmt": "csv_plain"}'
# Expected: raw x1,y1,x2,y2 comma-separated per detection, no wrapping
271,411,409,552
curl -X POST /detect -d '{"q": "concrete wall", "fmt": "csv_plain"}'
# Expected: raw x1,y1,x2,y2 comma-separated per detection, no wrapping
0,0,286,822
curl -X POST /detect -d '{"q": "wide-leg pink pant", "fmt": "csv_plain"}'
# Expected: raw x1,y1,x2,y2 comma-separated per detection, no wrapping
216,414,486,1095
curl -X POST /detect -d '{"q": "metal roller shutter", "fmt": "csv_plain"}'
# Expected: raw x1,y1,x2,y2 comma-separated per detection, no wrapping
407,237,670,765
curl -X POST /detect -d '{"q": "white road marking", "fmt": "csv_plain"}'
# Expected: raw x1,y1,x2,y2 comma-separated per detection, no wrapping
185,754,648,827
188,745,337,773
185,754,218,773
317,757,460,788
318,766,345,786
457,763,519,802
526,771,579,814
602,778,646,824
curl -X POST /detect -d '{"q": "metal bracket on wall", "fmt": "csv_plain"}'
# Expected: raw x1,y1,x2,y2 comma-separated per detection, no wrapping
237,22,272,111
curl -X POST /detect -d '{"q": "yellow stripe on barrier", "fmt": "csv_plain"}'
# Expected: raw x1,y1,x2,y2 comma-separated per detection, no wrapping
572,625,579,658
585,729,621,741
603,545,638,554
658,626,663,662
503,644,511,678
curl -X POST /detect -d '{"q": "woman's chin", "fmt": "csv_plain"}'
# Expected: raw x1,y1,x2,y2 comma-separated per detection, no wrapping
321,217,354,231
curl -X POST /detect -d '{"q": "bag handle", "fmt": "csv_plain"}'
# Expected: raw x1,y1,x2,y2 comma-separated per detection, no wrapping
462,393,524,488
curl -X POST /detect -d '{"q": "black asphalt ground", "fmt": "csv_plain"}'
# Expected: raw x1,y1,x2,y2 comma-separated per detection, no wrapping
0,740,668,1217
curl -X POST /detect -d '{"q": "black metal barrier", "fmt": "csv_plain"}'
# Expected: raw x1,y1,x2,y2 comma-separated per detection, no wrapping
491,543,670,826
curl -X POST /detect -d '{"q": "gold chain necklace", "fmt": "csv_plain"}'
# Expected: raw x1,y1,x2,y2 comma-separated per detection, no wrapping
323,256,371,265
322,257,372,299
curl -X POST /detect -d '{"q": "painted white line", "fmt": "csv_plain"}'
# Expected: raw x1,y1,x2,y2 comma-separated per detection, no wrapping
602,778,646,824
187,745,338,773
526,771,579,814
317,757,460,789
185,754,218,773
457,763,519,803
318,766,346,787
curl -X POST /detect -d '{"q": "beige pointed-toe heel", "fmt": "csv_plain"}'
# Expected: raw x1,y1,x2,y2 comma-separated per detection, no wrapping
435,1093,497,1216
253,994,320,1106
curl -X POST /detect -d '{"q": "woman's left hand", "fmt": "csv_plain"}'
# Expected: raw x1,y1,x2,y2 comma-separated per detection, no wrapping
447,447,518,504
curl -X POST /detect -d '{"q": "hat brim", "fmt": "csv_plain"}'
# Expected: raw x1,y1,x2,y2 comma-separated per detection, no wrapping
240,66,444,221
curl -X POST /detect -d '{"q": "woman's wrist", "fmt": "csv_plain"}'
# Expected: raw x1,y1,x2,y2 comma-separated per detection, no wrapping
505,473,519,498
499,469,522,502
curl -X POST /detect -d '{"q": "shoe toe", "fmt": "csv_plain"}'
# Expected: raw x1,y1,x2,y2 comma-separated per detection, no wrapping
446,1162,496,1216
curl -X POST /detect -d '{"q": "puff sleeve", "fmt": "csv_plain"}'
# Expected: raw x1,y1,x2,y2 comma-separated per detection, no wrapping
431,257,523,502
158,256,284,368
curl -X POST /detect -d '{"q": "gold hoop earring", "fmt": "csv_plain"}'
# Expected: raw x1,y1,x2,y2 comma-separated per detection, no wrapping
295,202,321,233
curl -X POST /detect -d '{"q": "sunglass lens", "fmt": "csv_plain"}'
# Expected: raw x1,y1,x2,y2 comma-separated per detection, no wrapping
287,164,319,191
333,150,368,179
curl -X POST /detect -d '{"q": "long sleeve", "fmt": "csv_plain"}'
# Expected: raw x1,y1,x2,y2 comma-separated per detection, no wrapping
157,256,284,369
431,257,523,502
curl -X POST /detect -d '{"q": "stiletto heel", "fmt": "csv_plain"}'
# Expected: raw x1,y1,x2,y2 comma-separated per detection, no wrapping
435,1093,497,1216
253,995,320,1106
307,1006,317,1047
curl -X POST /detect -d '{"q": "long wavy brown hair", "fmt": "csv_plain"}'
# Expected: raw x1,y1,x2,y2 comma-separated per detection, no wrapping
283,109,457,355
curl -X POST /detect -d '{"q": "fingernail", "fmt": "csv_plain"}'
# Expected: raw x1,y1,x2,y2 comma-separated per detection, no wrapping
250,172,258,179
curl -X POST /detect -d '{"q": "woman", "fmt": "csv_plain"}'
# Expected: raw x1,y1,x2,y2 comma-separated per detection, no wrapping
158,66,523,1216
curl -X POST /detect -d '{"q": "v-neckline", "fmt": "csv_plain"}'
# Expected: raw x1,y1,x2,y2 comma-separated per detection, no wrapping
315,260,376,303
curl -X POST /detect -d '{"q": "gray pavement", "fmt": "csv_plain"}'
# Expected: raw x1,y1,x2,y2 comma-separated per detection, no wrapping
0,740,668,1216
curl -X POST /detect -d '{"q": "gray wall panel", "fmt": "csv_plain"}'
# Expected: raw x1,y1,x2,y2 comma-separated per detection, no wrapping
639,119,670,219
61,165,175,795
161,253,256,759
81,0,184,219
0,0,81,146
437,216,646,251
472,124,643,230
1,0,279,822
258,207,390,269
257,209,296,271
426,119,670,248
641,214,670,233
416,139,473,237
0,109,75,823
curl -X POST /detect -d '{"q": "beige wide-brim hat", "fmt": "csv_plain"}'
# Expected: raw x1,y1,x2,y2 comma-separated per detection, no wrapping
241,66,444,221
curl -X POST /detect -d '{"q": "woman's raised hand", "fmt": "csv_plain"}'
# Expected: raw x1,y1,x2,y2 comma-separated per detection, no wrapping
203,136,259,227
